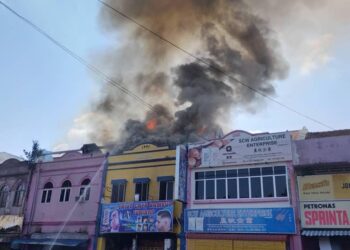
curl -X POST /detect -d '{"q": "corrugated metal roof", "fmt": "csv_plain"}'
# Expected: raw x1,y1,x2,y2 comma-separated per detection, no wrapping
302,230,350,237
305,130,350,139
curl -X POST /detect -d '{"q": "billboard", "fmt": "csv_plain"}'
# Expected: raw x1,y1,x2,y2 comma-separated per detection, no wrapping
188,131,292,168
300,201,350,228
185,207,295,234
100,201,173,234
298,174,350,201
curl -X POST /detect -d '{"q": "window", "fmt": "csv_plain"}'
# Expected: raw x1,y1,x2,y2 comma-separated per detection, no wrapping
111,180,126,203
0,185,9,207
194,166,288,200
158,176,174,200
134,178,149,201
227,170,237,199
13,183,25,207
79,179,90,201
41,182,53,203
59,180,71,202
216,170,226,199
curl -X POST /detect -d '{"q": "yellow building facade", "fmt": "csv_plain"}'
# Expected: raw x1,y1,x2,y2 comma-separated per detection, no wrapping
97,144,182,250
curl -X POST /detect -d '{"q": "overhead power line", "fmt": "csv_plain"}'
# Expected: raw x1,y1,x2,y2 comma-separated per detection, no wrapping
98,0,335,130
0,0,155,112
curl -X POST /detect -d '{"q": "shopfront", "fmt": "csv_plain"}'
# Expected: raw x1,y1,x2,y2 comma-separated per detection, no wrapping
182,130,301,250
100,200,176,250
97,144,182,250
185,207,295,250
298,173,350,250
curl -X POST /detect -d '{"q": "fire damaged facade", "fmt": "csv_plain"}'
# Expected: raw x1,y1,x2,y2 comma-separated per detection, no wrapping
97,144,183,250
181,130,301,250
293,130,350,250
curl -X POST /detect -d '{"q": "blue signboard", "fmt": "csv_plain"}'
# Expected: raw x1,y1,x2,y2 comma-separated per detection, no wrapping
175,145,187,202
185,207,295,234
100,201,173,234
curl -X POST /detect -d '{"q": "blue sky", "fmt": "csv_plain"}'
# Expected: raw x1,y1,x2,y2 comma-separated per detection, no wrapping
1,0,349,157
0,0,108,156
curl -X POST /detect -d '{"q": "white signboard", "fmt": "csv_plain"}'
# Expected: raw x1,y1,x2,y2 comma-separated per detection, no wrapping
301,201,350,228
188,131,292,168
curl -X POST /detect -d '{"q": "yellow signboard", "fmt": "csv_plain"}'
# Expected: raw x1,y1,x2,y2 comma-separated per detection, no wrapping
298,174,350,201
333,174,350,199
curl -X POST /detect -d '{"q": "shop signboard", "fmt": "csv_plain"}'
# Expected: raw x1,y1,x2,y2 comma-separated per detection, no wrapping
100,201,173,234
298,174,350,201
188,131,292,168
300,201,350,228
298,174,350,229
185,207,296,234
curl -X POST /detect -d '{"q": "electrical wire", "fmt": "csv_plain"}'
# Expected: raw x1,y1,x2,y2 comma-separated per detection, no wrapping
0,0,213,137
0,0,155,112
98,0,335,130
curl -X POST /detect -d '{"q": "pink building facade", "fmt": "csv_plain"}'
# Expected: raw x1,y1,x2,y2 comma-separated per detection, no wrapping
18,145,106,250
293,131,350,250
182,130,302,250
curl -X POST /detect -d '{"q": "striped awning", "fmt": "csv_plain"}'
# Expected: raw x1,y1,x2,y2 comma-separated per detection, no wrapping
302,230,350,237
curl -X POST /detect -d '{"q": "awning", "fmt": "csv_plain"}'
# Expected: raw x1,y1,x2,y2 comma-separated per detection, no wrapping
0,215,23,230
133,177,150,183
302,230,350,237
11,238,87,249
157,176,175,182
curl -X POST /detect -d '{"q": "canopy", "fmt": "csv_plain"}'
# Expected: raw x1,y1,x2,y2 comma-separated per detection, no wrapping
0,215,23,230
11,238,87,249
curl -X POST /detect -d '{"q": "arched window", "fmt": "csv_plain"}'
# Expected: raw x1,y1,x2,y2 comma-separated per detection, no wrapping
79,179,90,201
0,185,9,208
13,183,25,207
59,180,71,202
41,182,53,203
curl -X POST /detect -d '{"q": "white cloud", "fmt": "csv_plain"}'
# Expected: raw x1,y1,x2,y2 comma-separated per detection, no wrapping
52,143,70,152
300,34,334,75
53,112,116,151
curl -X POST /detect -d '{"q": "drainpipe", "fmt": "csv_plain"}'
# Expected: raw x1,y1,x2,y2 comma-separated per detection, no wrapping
26,162,41,236
180,144,188,250
21,161,35,235
93,152,109,250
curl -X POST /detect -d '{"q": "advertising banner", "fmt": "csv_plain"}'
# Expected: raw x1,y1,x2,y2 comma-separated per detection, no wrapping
298,174,350,201
188,131,292,168
300,201,350,228
100,201,173,234
185,207,295,234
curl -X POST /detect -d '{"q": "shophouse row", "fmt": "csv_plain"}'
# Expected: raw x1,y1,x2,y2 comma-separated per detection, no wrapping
0,129,349,250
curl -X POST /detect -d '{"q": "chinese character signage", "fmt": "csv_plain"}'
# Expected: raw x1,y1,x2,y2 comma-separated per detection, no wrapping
188,130,292,168
298,174,350,201
100,201,173,234
185,208,295,234
301,201,350,228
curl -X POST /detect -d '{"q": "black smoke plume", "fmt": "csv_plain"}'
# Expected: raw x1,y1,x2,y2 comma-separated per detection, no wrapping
93,0,288,152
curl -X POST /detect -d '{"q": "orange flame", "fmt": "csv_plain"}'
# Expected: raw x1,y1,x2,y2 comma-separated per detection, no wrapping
146,118,157,130
197,126,206,135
